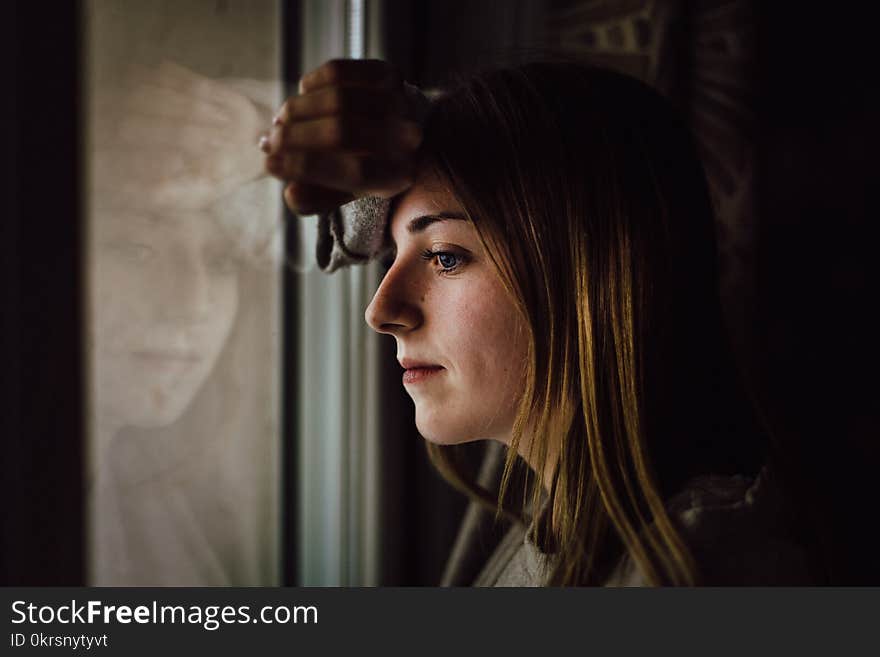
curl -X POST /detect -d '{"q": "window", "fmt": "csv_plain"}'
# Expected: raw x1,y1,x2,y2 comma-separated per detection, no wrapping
84,0,284,585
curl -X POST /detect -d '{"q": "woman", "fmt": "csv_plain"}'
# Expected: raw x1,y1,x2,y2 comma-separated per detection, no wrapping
263,58,817,586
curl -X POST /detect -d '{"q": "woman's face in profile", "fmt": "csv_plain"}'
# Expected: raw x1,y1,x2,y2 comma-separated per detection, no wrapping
91,207,239,430
365,168,529,446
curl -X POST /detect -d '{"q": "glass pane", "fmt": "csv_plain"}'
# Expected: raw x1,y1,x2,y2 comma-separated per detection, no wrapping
83,0,283,585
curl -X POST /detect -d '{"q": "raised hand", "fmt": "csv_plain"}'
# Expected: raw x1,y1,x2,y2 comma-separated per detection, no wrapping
262,59,423,215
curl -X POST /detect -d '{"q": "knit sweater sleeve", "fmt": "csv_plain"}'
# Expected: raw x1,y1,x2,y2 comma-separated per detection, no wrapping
314,81,432,273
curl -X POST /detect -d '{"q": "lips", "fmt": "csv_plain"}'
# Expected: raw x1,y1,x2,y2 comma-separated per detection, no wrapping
402,366,444,385
399,358,442,370
399,358,445,385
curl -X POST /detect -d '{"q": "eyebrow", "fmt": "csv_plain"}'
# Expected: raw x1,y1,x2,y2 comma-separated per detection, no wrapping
385,212,468,249
406,211,469,234
385,211,470,251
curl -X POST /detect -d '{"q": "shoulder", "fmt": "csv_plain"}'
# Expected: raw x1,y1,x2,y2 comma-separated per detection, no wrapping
604,465,816,586
473,521,552,587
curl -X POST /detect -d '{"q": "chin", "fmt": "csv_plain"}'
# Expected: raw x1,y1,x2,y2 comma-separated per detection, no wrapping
106,381,203,431
124,398,192,429
418,431,474,446
414,410,476,446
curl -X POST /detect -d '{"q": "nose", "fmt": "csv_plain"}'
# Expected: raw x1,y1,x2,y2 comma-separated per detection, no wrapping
157,250,214,322
364,261,422,335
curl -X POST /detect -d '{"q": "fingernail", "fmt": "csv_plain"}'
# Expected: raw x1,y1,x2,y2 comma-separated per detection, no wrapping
297,77,305,95
258,135,270,153
273,115,284,126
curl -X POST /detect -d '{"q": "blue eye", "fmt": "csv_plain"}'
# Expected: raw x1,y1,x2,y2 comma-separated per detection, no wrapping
420,248,466,275
437,252,458,269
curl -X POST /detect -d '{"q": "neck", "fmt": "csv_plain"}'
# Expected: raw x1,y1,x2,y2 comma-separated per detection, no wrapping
502,429,559,498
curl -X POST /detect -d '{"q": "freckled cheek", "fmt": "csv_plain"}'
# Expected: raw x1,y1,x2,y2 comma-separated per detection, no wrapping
445,295,521,390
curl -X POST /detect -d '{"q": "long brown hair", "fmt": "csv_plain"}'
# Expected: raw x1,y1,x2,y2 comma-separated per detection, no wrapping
417,60,769,586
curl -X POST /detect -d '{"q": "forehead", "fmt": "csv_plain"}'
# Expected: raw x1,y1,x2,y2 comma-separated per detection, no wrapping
391,175,454,219
389,168,466,234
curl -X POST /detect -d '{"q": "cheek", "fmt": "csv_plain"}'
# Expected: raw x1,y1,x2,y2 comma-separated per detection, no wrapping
448,282,527,403
92,261,151,349
93,256,173,313
207,275,238,351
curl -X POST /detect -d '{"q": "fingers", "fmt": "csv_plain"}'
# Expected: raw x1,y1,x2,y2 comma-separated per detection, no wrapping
283,182,355,215
266,150,416,197
267,115,422,155
261,58,420,208
275,85,408,123
298,59,402,95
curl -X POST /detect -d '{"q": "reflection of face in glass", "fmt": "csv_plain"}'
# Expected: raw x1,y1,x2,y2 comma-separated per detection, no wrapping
92,208,239,431
87,61,275,445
